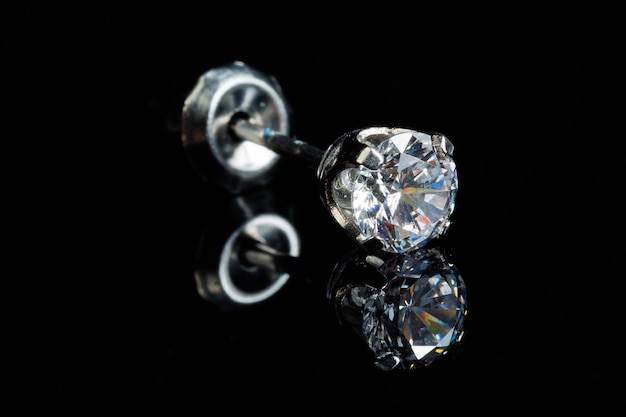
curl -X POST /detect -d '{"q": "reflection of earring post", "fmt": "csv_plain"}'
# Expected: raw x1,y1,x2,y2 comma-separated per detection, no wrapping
238,232,306,278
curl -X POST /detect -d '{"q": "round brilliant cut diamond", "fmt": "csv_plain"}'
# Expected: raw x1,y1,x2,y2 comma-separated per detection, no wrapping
348,131,458,253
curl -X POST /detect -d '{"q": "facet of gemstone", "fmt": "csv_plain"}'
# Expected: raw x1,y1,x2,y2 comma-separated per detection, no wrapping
332,129,458,253
338,248,467,371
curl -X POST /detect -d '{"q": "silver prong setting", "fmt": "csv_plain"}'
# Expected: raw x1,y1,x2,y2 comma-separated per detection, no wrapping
355,146,383,170
432,132,454,155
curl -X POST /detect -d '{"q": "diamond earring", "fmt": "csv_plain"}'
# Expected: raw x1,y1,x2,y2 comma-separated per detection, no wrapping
182,61,459,256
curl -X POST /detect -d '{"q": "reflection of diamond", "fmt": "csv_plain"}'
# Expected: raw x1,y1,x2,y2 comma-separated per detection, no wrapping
340,248,467,370
335,130,458,253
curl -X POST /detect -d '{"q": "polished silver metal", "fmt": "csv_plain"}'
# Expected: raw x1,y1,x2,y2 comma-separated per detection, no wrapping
182,61,291,192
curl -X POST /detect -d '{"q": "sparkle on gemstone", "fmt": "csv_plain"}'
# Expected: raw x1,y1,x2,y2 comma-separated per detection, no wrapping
339,248,467,371
333,130,458,253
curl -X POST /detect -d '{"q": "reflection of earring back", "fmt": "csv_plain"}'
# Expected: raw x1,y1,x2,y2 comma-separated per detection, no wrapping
193,192,300,310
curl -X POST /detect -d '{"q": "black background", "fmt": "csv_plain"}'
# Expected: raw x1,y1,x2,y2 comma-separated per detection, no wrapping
2,2,625,415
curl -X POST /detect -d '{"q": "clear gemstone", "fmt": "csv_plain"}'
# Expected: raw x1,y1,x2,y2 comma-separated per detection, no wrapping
349,131,458,253
339,248,467,370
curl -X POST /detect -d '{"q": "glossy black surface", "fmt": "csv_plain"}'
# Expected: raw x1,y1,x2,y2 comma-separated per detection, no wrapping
3,3,624,414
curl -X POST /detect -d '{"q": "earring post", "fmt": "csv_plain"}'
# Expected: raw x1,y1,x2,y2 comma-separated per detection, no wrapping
229,116,325,168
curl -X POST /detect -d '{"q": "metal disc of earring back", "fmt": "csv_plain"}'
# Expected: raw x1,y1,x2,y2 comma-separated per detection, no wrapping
181,61,291,192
